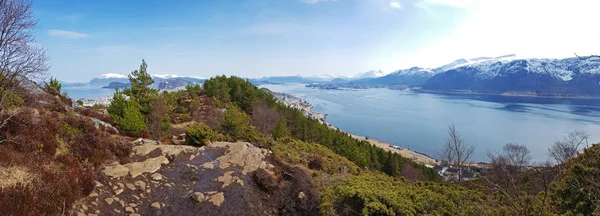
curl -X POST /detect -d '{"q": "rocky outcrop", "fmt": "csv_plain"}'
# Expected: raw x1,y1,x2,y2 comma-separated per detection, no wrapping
71,139,321,215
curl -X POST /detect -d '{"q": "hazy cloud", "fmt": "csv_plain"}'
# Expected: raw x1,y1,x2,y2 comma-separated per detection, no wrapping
48,29,90,39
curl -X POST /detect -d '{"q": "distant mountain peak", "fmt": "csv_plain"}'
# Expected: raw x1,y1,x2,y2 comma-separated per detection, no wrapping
351,70,387,79
99,73,127,79
151,74,181,79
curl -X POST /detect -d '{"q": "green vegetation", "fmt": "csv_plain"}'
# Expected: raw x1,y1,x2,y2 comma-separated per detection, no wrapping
43,77,62,93
124,59,158,115
201,75,439,181
273,137,360,174
272,117,290,140
221,105,251,140
76,99,84,106
554,143,600,215
185,124,219,146
320,173,506,215
108,88,146,135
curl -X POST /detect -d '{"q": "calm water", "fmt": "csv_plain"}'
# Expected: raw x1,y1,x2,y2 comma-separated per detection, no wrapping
260,84,600,162
63,85,116,100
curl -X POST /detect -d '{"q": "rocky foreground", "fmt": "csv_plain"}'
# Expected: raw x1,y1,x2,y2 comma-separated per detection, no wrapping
70,139,318,216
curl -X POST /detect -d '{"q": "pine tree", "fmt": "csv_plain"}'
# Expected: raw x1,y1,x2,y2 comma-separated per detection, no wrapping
125,59,158,115
272,117,290,140
108,88,127,120
118,100,146,135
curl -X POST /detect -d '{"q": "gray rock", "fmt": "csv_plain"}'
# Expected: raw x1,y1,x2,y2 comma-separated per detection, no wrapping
88,192,99,197
104,198,114,205
81,204,88,211
190,192,205,203
113,209,120,214
114,188,124,196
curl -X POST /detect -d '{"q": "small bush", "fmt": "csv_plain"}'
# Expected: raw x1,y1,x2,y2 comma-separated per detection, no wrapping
185,124,219,146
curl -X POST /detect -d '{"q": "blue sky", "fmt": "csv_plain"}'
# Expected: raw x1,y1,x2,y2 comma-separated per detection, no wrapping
34,0,600,82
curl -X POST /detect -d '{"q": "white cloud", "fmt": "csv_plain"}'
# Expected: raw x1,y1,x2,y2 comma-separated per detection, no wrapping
48,30,90,39
403,0,600,68
390,1,402,9
299,0,337,4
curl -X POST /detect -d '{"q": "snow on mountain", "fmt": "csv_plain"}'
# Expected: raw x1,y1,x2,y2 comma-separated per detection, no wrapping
351,70,387,79
151,74,181,79
423,55,600,96
99,73,127,79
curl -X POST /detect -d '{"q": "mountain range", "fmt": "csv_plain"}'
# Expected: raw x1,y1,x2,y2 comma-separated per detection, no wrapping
309,55,600,97
64,54,600,97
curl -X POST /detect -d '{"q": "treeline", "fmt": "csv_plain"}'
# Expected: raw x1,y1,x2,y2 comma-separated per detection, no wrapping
202,75,439,181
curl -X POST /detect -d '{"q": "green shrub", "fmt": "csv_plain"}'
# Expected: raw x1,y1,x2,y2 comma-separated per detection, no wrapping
43,77,62,93
273,137,360,175
554,143,600,215
0,88,24,109
185,124,218,146
320,173,504,216
221,105,251,140
76,100,84,106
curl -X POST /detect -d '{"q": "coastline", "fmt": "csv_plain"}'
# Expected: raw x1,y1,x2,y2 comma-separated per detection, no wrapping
271,91,438,166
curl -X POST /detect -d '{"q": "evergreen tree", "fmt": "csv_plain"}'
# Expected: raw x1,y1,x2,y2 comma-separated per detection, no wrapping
118,100,146,135
107,88,127,120
272,117,290,140
125,59,158,115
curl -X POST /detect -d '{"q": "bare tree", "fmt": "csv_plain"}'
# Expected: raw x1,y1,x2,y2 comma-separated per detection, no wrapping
549,130,589,164
0,0,48,87
0,0,48,137
486,144,555,216
148,95,168,141
441,124,475,182
251,101,278,135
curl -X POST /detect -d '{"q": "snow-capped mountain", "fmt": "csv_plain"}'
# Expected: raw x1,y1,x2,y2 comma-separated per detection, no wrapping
89,73,206,90
98,73,128,79
310,55,600,96
351,70,387,79
423,56,600,96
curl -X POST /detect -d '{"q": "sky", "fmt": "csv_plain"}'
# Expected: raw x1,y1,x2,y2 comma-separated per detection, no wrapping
34,0,600,82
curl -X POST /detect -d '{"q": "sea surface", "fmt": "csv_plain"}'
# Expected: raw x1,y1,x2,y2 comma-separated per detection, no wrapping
260,84,600,162
63,84,115,100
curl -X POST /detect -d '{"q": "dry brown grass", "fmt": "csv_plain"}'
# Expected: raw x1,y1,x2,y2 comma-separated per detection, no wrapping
0,166,34,189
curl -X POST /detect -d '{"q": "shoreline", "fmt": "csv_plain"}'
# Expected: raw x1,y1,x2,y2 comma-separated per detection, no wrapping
271,91,438,166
